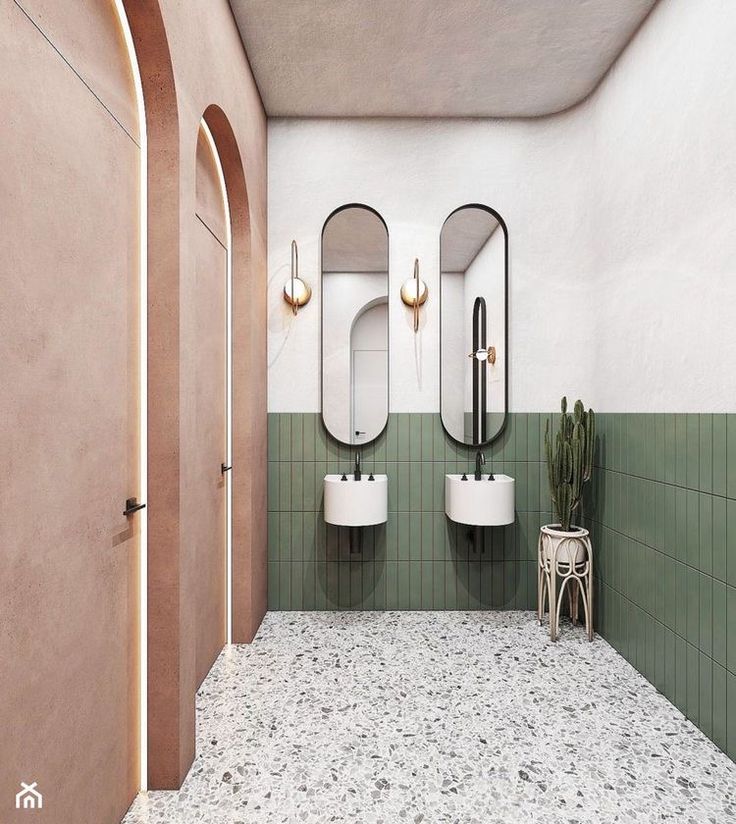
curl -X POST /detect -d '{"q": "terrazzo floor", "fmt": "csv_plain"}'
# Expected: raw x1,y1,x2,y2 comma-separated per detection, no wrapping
124,612,736,824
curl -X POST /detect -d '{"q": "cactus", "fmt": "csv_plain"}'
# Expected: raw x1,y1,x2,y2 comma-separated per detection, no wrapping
544,396,595,531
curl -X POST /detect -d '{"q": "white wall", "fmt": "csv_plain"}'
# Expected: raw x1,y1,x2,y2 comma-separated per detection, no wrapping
268,0,736,413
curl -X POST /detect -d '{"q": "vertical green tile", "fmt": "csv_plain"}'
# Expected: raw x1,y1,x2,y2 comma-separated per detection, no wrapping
279,413,291,462
675,414,687,487
432,415,445,461
398,562,411,609
713,662,727,752
713,496,727,582
664,485,677,558
421,466,433,512
664,414,676,485
385,516,398,561
712,415,727,497
675,561,688,639
433,463,445,512
398,463,410,511
728,585,736,675
432,562,445,609
408,414,422,459
397,516,410,561
373,560,386,609
686,414,699,490
279,561,291,609
728,415,736,500
728,500,736,588
314,420,328,461
291,413,304,461
444,562,457,609
268,414,279,461
674,488,687,563
664,627,676,705
699,574,712,658
303,464,316,512
397,415,410,461
527,414,540,463
325,561,339,609
699,494,713,575
268,462,279,512
699,652,713,740
279,462,292,512
409,512,421,561
645,415,656,481
303,414,316,461
686,642,700,724
455,561,469,609
409,462,422,511
384,561,398,609
302,562,316,610
686,566,699,646
349,562,362,609
421,563,433,609
268,511,280,561
268,561,280,609
360,562,374,610
655,413,666,483
421,513,433,561
290,562,304,610
303,512,317,562
713,578,727,667
728,671,736,761
384,414,398,461
699,415,713,494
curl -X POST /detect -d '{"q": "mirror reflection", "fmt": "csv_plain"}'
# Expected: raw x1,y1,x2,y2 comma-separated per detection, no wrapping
321,205,389,445
440,205,507,445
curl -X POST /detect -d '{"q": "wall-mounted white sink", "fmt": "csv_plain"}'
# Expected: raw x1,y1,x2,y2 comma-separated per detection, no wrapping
445,474,515,526
324,474,388,526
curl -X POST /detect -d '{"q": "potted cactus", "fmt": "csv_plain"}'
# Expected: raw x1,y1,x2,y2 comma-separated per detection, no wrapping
542,397,595,564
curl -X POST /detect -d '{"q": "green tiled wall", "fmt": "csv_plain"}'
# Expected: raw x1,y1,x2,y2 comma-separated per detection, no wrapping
267,412,553,612
588,414,736,759
267,410,736,757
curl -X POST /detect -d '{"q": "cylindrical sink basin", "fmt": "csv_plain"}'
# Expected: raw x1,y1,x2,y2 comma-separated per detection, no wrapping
445,473,515,526
324,474,388,526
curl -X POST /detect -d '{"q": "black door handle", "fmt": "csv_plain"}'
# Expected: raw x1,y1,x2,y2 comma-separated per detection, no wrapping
124,497,146,516
221,463,232,474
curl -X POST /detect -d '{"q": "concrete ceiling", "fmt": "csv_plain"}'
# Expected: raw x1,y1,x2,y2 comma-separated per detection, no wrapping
229,0,657,118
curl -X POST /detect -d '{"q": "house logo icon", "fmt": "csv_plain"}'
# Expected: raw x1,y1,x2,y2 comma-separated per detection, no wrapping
15,782,43,810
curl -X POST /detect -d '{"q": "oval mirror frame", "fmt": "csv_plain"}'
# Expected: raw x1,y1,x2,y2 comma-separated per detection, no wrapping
321,203,390,446
439,204,508,447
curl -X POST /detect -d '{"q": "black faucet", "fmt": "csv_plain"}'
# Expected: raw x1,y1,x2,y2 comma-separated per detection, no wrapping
475,450,485,480
353,451,362,481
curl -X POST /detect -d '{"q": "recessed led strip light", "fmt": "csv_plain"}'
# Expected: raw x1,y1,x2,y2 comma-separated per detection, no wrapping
199,118,234,647
112,0,148,792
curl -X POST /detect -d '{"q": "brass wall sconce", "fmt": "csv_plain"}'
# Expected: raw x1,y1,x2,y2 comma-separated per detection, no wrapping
468,345,497,365
283,239,312,316
400,258,428,332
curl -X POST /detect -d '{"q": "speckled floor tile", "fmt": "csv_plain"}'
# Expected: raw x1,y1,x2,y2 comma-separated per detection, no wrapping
123,612,736,823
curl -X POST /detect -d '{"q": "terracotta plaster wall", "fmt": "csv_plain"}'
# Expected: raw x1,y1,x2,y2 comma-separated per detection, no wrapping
147,0,268,789
1,0,268,812
0,2,140,823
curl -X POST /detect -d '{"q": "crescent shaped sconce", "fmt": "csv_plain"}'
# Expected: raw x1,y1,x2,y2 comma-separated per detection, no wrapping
400,258,428,332
283,239,312,316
